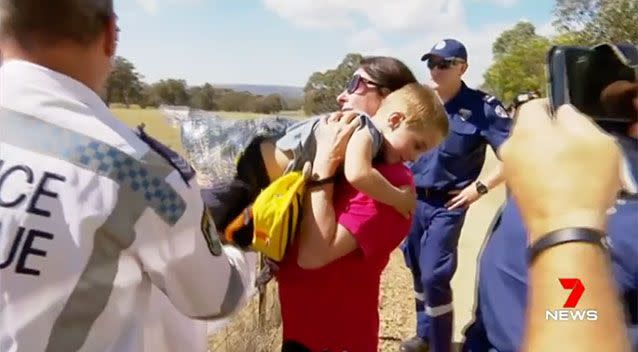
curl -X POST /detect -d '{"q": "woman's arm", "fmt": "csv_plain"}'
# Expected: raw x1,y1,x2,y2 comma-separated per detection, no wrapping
296,159,360,269
295,114,361,269
296,160,413,270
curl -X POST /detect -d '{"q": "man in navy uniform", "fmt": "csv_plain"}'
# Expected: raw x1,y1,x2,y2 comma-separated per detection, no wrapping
401,38,513,352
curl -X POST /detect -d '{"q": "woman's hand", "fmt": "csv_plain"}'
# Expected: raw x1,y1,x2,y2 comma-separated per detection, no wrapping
312,111,361,178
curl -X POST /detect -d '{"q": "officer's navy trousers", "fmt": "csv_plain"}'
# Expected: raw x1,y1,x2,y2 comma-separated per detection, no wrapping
402,195,467,352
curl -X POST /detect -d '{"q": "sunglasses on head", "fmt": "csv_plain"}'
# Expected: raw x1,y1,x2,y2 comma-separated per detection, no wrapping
346,74,383,94
427,59,464,70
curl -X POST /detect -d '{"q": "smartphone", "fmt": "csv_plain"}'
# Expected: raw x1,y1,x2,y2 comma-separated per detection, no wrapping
547,43,638,122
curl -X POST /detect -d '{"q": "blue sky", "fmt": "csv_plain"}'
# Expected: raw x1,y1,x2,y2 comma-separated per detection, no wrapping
114,0,556,88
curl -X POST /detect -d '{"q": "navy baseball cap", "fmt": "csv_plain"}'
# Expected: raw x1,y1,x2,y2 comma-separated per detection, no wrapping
421,39,468,62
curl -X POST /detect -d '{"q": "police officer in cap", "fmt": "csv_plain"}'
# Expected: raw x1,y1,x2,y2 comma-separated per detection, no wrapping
401,38,513,352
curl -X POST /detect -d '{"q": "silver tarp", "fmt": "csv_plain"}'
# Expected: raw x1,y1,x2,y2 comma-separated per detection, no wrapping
160,105,298,187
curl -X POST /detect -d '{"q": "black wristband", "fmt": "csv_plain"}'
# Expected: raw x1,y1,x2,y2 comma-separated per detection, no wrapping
307,175,336,188
528,227,608,264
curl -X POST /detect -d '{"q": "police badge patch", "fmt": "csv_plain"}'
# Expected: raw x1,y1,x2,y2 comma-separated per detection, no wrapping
201,208,223,256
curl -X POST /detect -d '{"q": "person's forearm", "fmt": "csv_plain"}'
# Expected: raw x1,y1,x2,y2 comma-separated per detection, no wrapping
523,219,631,352
297,162,338,266
478,160,505,190
300,185,337,247
349,166,400,205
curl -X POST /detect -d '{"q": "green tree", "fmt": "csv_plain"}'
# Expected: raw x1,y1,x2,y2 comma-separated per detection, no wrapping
303,53,363,115
482,23,552,105
139,83,158,109
553,0,638,45
150,79,189,106
215,91,255,112
105,56,144,107
189,83,217,111
484,37,552,104
253,94,284,114
284,97,304,111
492,21,538,60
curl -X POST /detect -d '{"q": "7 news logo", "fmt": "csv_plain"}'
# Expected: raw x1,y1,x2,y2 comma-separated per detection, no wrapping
545,278,599,321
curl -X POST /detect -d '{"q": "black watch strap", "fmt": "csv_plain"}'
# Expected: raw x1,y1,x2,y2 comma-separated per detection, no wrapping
307,175,336,188
528,227,608,264
476,181,488,195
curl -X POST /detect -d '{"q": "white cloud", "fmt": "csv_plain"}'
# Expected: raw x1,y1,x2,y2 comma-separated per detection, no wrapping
263,0,494,85
488,0,518,7
135,0,202,15
263,0,552,87
470,0,518,8
536,20,557,37
348,28,389,54
262,0,353,29
263,0,465,33
136,0,158,15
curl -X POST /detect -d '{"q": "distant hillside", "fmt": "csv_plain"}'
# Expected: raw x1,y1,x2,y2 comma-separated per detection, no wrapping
214,84,304,101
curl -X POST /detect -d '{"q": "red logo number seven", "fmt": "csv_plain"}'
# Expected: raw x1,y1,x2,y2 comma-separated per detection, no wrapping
559,278,585,308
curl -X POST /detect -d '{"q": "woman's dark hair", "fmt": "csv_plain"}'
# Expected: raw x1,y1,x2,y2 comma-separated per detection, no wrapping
360,56,418,95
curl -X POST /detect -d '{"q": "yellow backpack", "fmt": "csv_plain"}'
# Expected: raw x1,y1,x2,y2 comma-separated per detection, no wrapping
250,170,308,261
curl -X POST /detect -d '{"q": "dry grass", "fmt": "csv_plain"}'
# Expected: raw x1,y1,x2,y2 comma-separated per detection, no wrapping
112,108,185,153
112,108,505,352
207,283,283,352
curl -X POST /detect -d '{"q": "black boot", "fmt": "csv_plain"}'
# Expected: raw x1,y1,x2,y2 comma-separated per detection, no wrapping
399,336,429,352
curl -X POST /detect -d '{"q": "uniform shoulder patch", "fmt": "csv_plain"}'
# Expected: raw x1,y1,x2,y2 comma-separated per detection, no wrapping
494,104,511,119
136,124,196,185
481,94,511,119
201,208,223,256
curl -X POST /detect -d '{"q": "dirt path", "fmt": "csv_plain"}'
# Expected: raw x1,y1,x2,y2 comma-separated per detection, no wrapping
377,150,506,351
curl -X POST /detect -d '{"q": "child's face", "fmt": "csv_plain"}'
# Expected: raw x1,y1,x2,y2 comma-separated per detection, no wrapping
382,114,439,164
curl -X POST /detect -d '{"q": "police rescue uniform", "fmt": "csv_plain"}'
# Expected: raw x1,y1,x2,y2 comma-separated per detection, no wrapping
0,60,257,352
404,82,512,349
462,134,638,352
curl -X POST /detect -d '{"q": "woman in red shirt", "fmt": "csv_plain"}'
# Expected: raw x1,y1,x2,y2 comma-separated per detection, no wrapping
276,56,447,352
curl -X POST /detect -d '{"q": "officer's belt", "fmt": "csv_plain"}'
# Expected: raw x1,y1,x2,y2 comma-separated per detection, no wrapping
415,187,453,201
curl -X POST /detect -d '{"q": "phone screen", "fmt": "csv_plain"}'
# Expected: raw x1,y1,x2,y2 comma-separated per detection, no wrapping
549,44,637,121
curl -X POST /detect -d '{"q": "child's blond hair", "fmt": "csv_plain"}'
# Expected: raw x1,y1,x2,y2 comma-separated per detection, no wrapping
376,83,449,137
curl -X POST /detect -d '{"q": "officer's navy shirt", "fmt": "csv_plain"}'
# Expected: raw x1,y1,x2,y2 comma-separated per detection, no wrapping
410,82,512,191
